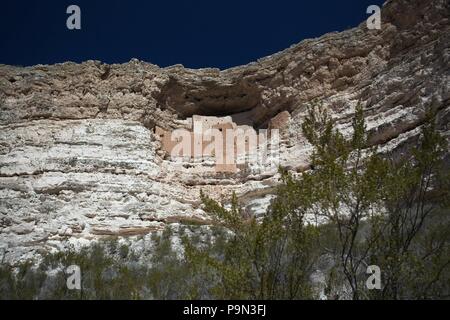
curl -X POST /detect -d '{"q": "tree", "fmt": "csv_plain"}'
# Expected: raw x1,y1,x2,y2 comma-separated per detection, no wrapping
184,186,320,300
367,114,449,299
185,103,449,300
301,103,390,299
302,103,449,299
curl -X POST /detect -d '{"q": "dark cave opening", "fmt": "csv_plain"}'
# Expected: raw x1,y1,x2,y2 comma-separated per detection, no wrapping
153,76,266,129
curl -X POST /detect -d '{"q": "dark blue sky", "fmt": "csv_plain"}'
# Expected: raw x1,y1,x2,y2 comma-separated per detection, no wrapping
1,0,385,69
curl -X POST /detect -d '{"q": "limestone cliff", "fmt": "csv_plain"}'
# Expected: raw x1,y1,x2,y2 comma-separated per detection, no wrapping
0,0,449,263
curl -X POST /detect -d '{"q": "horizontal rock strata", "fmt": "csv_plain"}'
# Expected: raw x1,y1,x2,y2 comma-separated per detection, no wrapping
0,0,449,263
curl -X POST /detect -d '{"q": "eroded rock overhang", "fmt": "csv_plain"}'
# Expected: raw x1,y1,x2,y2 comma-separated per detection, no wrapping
0,0,449,263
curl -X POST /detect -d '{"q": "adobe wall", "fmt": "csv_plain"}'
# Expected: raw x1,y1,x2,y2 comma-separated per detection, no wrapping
155,115,261,173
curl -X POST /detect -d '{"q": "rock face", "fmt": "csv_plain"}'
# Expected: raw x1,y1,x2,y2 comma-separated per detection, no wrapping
0,0,449,263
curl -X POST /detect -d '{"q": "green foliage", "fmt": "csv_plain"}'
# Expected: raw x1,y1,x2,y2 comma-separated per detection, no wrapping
300,103,449,299
186,180,321,299
0,232,200,300
1,104,448,300
186,103,449,300
364,113,450,300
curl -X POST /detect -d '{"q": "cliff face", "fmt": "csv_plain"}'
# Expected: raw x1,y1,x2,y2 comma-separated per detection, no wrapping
1,0,449,263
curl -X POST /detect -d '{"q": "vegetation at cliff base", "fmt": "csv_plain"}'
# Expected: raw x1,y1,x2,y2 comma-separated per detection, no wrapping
185,104,450,300
1,105,448,300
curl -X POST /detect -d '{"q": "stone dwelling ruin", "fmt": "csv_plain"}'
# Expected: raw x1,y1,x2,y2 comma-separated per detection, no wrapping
154,111,291,173
155,115,259,173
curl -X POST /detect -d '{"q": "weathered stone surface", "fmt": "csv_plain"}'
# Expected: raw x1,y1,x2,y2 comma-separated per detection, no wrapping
0,0,449,263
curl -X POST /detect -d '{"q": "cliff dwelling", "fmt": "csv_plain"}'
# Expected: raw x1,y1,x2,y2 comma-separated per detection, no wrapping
155,115,254,173
154,111,291,173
